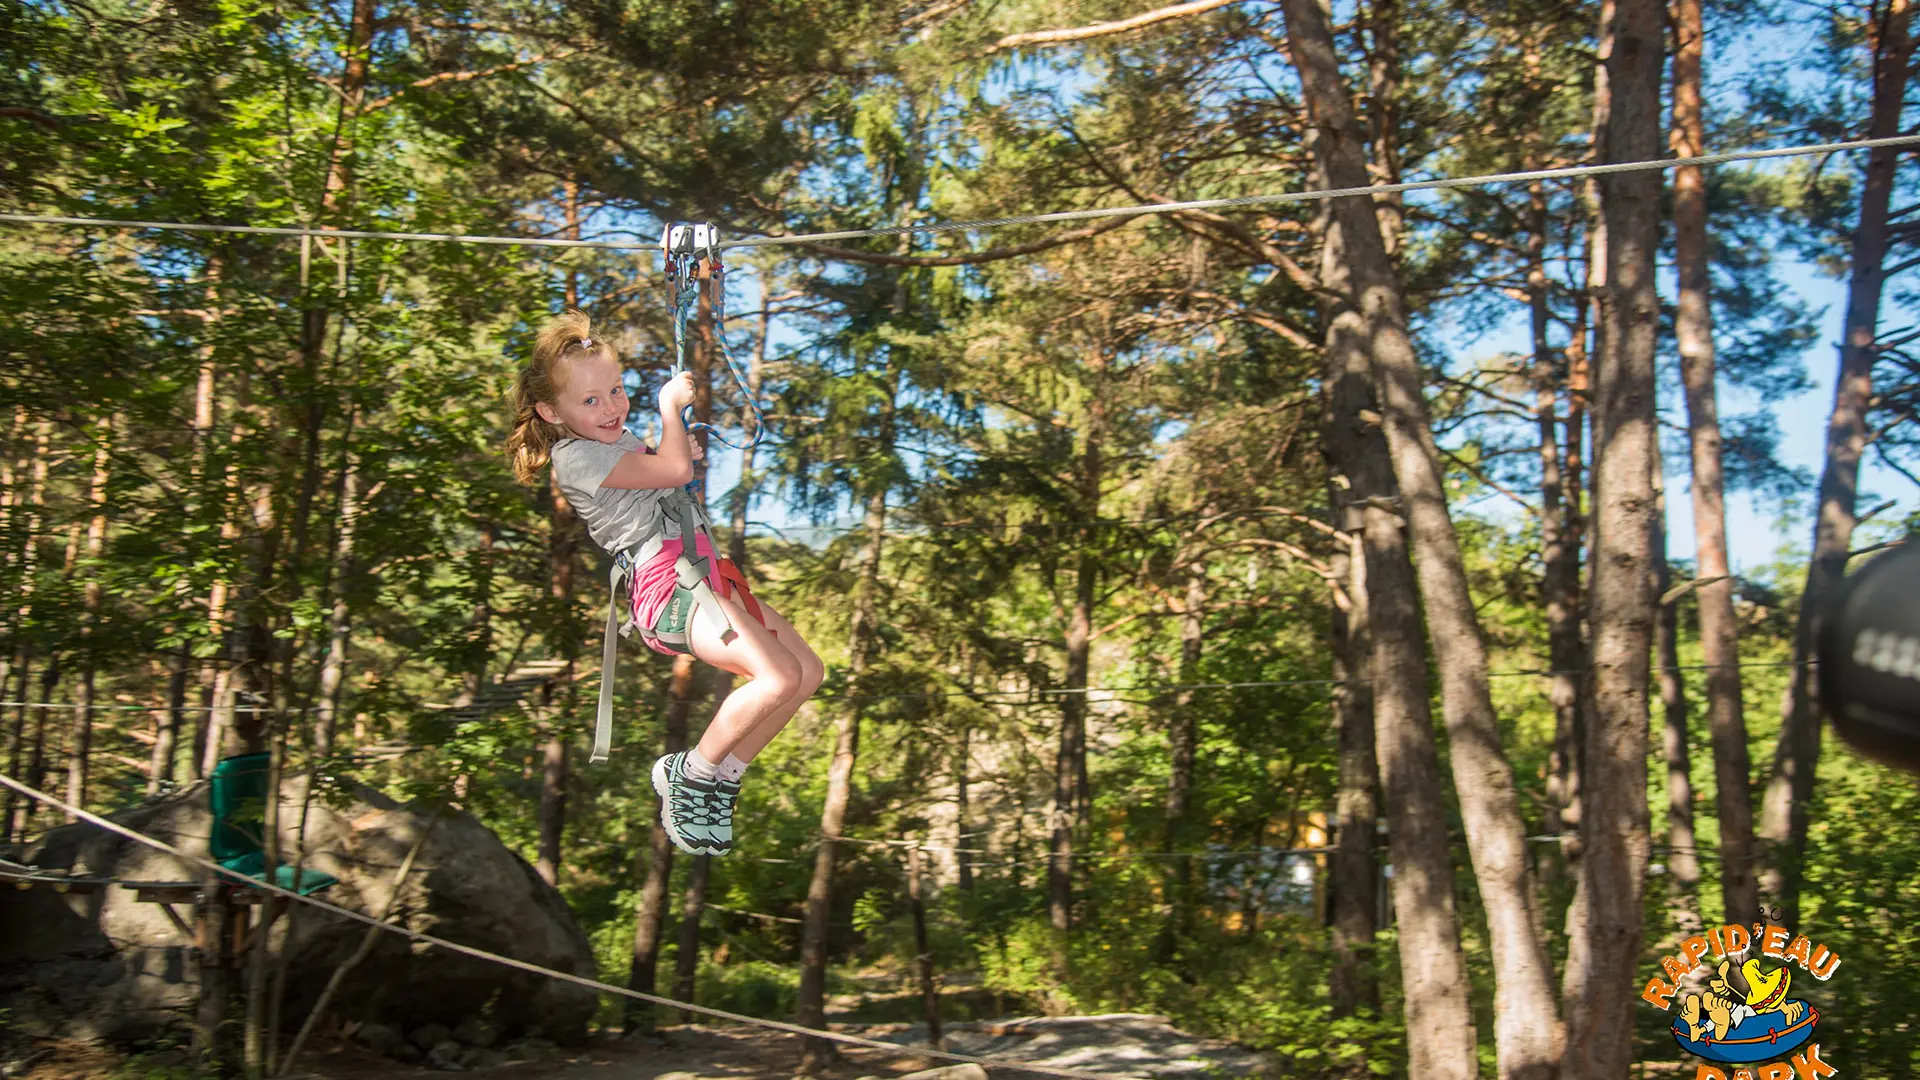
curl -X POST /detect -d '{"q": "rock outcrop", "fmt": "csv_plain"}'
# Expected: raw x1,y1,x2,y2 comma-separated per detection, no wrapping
0,775,599,1047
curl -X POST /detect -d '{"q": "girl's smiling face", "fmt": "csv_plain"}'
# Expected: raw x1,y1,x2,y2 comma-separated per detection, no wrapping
535,353,629,444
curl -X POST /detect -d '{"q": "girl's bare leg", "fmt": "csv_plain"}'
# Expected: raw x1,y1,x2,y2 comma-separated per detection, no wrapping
684,595,804,765
719,602,823,763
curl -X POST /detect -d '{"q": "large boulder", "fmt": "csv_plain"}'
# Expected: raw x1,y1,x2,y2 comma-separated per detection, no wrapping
0,774,599,1047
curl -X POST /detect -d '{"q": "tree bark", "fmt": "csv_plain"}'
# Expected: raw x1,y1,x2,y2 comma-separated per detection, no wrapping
536,729,569,887
190,283,229,778
1364,0,1403,252
3,657,29,841
1670,0,1759,931
313,466,359,759
907,843,942,1046
625,654,692,1032
67,416,112,819
151,648,189,797
796,479,888,1067
1280,4,1560,1076
673,853,711,1020
3,419,49,840
1316,183,1476,1080
21,660,59,840
203,366,256,771
1532,181,1585,887
1652,451,1701,893
1561,2,1661,1075
955,723,974,892
1327,517,1379,1019
1050,353,1105,943
1153,566,1207,961
1761,0,1914,925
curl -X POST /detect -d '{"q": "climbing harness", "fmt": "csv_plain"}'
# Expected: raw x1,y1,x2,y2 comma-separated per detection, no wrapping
592,490,769,763
589,224,773,765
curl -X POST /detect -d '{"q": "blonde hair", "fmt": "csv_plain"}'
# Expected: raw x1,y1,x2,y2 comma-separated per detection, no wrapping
507,310,622,485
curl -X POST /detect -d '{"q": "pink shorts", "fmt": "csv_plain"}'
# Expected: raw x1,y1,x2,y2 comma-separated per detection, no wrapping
627,533,768,656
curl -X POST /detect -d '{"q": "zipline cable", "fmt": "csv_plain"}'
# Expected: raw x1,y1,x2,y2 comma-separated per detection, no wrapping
0,216,648,250
724,134,1920,249
5,134,1918,253
0,770,1136,1080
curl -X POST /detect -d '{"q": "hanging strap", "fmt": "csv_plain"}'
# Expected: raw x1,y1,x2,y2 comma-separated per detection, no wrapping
592,551,636,764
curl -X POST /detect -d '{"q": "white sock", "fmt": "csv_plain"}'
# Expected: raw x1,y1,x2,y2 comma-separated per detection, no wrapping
719,753,750,784
684,748,721,781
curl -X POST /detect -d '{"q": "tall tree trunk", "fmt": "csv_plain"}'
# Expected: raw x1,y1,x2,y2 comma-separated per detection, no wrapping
536,729,569,887
4,419,49,840
191,285,229,778
1328,514,1379,1019
1652,452,1701,895
625,654,692,1032
0,410,16,701
1761,0,1915,925
1365,0,1403,252
955,722,974,891
1281,4,1560,1075
1317,189,1477,1080
1050,354,1105,942
67,416,112,819
1531,180,1585,890
21,661,58,838
151,648,188,797
4,658,29,841
673,854,711,1020
796,477,889,1067
1153,566,1207,961
535,481,580,890
1562,2,1662,1075
313,467,359,758
203,365,259,770
907,843,942,1046
1670,0,1759,931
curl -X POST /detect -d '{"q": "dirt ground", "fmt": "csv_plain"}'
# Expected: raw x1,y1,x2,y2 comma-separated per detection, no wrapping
296,1026,936,1080
15,1026,992,1080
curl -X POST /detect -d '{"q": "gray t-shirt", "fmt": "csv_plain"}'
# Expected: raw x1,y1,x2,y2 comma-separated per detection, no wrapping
550,432,679,557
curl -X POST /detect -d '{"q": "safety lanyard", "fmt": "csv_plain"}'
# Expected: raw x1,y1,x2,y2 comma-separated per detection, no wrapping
660,222,766,454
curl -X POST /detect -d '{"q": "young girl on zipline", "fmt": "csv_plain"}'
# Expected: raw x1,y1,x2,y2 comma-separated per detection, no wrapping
506,309,824,857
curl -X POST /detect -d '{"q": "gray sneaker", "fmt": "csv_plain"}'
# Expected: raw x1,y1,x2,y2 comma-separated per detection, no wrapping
651,752,721,856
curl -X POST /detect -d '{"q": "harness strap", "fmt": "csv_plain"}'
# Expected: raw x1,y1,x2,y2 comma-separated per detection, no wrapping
668,492,740,643
673,553,735,646
592,553,630,764
592,494,743,765
714,557,763,626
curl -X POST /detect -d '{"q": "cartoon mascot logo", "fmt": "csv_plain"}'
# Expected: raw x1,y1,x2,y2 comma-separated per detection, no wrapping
1641,906,1841,1080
